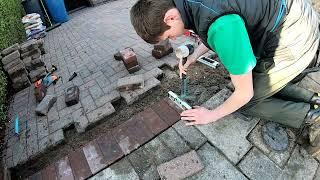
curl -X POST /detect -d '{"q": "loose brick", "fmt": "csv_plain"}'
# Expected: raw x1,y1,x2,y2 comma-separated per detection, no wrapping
1,43,20,56
7,63,26,77
55,157,75,180
83,140,107,174
151,99,180,126
35,95,57,116
21,49,40,59
139,108,168,135
3,59,22,71
143,68,163,80
41,164,58,180
120,48,141,73
68,149,92,180
117,74,144,92
158,127,190,156
157,150,204,180
96,132,124,165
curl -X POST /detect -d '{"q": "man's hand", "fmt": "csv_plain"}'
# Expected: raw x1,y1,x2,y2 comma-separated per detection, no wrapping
178,55,197,78
180,106,218,125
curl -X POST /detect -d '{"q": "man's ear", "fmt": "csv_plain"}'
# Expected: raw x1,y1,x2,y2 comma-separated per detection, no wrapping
164,8,180,26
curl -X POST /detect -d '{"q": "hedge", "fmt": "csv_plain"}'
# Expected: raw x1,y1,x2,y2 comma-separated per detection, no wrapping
0,0,26,124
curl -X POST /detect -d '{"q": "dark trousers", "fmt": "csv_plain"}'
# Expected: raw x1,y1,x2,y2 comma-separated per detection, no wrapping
239,0,319,129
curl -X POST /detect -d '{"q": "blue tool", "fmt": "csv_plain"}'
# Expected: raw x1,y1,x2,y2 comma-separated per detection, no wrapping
14,116,19,135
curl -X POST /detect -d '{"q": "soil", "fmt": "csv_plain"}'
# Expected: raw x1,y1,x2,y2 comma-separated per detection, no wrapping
12,62,230,179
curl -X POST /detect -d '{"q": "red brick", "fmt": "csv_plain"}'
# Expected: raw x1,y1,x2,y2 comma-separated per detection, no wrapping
112,116,154,155
55,157,74,180
139,108,168,135
82,140,107,174
96,131,124,165
151,99,180,126
132,114,154,145
112,118,139,154
29,172,42,180
157,150,204,180
164,97,184,114
41,164,57,180
68,149,92,180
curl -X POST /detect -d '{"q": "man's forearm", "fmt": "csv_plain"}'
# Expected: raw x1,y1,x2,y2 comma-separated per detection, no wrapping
192,43,210,59
210,90,253,120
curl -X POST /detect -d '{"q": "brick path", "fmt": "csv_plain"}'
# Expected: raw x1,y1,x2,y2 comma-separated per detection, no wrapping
27,87,320,180
2,0,186,169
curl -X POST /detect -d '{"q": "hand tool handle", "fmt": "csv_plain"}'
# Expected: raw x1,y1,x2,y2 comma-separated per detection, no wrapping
181,58,187,79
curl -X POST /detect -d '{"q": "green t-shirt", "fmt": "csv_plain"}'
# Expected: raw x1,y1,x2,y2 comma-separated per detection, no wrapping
207,14,256,75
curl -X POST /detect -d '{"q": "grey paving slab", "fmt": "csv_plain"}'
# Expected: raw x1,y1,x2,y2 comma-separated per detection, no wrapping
173,120,207,150
278,146,318,180
89,158,139,180
158,127,191,156
187,143,247,180
238,147,282,180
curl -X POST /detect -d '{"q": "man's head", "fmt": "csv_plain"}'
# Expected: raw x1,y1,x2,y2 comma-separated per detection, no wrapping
130,0,185,44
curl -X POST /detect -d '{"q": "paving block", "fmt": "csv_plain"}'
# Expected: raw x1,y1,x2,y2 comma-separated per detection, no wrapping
89,84,104,100
195,88,259,164
89,158,139,180
68,149,92,180
81,95,97,113
35,95,57,116
152,39,173,59
96,131,124,165
21,49,40,59
83,140,107,174
120,48,141,74
87,102,115,123
139,108,168,135
39,130,65,153
173,120,207,150
3,59,22,71
188,143,246,180
112,115,154,155
120,77,160,105
72,108,89,133
55,156,75,180
1,43,19,56
48,115,73,133
248,121,296,167
158,127,191,156
95,90,121,108
2,50,20,65
20,39,40,53
298,74,320,93
157,150,203,180
31,57,45,68
278,146,318,180
7,63,26,77
41,164,58,180
117,74,144,91
12,75,31,90
195,113,258,164
238,147,282,180
151,99,180,126
143,68,163,80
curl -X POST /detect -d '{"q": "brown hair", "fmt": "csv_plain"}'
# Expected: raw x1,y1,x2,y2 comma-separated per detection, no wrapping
130,0,175,44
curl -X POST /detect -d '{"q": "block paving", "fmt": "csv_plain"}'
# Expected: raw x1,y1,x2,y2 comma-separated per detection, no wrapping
2,0,186,168
2,0,320,179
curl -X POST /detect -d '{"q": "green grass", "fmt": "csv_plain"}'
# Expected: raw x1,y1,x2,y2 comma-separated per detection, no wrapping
0,0,26,123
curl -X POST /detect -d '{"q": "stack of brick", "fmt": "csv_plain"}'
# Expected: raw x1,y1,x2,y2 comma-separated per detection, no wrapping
1,43,31,90
20,39,46,82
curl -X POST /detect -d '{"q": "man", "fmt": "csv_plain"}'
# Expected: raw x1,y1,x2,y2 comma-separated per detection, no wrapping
130,0,320,156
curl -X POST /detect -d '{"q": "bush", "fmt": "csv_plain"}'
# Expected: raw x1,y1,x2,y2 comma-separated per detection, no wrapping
0,0,26,123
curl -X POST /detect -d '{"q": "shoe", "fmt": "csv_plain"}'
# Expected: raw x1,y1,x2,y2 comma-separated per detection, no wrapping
303,108,320,157
310,93,320,108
